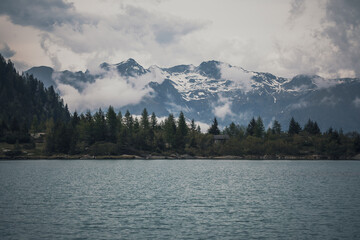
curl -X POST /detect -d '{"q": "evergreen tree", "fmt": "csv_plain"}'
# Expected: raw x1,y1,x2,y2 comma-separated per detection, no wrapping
208,117,220,135
106,106,117,143
272,120,281,135
140,108,150,131
246,117,256,136
190,119,196,133
288,117,301,135
151,112,157,130
164,114,177,147
177,112,188,137
254,117,265,138
176,111,188,150
71,111,80,127
224,122,242,137
93,108,106,142
304,119,321,135
124,110,133,130
117,111,123,134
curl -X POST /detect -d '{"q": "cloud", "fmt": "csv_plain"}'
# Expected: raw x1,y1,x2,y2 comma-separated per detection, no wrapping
289,0,306,21
55,66,166,112
218,63,254,92
46,5,207,54
0,0,88,31
353,97,360,108
321,0,360,77
40,33,61,70
289,100,308,110
312,76,338,89
320,95,340,106
0,42,16,58
194,121,210,133
212,95,234,120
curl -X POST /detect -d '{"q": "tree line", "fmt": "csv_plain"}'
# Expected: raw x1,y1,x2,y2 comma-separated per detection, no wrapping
1,53,360,159
42,107,360,159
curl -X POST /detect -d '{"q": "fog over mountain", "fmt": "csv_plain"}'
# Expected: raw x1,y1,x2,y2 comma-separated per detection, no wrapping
26,59,360,132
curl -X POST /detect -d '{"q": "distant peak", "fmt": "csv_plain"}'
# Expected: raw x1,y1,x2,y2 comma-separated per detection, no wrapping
99,62,110,69
123,58,139,65
199,60,221,66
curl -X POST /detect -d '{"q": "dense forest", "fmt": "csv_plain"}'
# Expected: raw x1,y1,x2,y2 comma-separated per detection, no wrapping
1,54,360,159
38,107,360,159
0,54,69,146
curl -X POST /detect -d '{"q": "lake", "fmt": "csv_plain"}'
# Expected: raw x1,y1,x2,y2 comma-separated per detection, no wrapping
1,160,360,239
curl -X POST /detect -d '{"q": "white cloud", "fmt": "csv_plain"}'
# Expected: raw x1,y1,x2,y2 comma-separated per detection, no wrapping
1,0,360,80
194,121,210,133
218,63,254,92
212,95,234,120
56,67,166,112
353,97,360,108
313,76,339,89
289,100,308,110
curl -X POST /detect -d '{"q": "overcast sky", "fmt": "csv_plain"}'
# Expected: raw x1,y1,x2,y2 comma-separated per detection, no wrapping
0,0,359,78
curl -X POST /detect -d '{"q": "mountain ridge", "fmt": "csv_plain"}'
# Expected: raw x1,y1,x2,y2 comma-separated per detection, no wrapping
25,59,360,132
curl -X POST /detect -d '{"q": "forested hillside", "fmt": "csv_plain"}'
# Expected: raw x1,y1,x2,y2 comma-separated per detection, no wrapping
0,54,70,144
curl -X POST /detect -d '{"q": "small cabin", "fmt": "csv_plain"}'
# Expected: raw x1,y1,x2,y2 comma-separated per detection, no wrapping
213,134,230,144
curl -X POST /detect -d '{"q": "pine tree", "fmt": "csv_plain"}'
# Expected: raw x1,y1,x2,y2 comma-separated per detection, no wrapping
190,119,196,133
288,117,301,135
272,120,281,135
164,114,177,147
304,119,321,135
151,112,157,130
208,117,220,135
93,108,106,142
254,117,265,138
106,106,117,143
71,111,80,127
176,111,188,150
140,108,150,131
246,117,256,136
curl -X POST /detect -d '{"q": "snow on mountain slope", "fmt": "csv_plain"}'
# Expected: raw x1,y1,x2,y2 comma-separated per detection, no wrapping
26,58,360,132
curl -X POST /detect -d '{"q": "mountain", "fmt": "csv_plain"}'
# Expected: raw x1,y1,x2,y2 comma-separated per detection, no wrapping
25,58,360,132
25,66,55,88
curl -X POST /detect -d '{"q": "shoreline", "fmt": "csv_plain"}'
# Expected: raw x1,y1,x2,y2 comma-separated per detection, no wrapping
1,154,360,160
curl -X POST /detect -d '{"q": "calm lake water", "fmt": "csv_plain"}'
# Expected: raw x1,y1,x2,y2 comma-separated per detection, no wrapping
1,160,360,239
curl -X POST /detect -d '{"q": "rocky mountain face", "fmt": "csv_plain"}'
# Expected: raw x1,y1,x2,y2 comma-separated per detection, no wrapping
26,59,360,132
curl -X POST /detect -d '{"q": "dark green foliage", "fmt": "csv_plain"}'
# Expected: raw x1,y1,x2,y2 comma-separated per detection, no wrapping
12,103,360,158
255,117,265,138
272,120,281,135
288,117,301,135
246,117,265,138
164,114,177,148
208,117,220,135
106,106,117,143
175,111,188,150
246,117,256,136
304,119,321,135
0,54,70,144
1,54,359,158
